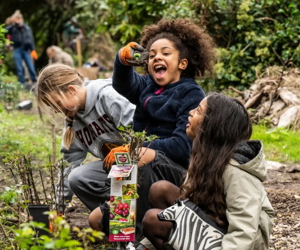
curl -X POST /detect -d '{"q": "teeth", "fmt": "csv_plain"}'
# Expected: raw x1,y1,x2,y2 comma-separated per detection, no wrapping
155,65,163,70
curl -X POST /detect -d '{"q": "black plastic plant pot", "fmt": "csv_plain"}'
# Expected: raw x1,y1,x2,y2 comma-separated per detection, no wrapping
28,204,50,236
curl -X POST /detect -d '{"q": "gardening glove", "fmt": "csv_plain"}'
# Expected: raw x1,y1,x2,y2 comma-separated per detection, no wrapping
119,42,149,66
30,50,38,60
103,144,130,173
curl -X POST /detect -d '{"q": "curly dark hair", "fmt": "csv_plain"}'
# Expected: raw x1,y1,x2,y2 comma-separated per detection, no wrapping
180,93,252,225
140,19,216,79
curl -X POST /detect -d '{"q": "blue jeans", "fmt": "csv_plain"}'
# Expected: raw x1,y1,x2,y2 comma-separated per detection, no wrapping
13,48,37,84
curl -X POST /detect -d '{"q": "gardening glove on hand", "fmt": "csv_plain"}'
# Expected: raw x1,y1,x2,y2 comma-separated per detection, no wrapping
118,42,149,66
103,144,130,173
30,50,38,60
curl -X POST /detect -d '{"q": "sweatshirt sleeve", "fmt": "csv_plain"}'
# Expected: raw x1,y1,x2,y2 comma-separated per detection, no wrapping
221,166,263,250
112,53,147,105
143,87,204,167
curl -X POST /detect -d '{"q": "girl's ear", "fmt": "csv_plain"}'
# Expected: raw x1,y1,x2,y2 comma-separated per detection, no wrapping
67,85,77,95
179,58,188,70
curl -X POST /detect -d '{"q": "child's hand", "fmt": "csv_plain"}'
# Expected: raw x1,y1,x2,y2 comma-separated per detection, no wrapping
103,145,130,173
119,42,148,66
30,50,38,60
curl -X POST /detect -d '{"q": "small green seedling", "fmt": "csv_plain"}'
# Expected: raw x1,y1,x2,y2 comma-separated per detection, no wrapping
133,53,141,60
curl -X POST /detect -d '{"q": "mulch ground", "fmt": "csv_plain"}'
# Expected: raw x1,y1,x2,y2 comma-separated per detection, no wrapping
64,169,300,249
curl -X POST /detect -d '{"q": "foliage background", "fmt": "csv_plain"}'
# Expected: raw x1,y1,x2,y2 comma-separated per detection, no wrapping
0,0,300,89
0,0,299,89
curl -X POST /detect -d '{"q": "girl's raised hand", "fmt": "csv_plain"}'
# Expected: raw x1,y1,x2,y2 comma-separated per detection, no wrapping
119,42,148,66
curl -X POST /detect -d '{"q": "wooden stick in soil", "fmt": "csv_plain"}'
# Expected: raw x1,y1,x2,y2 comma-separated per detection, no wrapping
49,163,58,211
25,168,34,204
25,156,40,204
8,167,19,184
59,162,65,215
20,173,31,203
62,165,64,214
39,169,49,205
17,161,33,204
51,124,56,164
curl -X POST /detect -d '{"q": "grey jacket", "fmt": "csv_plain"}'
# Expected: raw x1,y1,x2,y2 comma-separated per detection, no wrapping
57,79,135,204
222,140,274,250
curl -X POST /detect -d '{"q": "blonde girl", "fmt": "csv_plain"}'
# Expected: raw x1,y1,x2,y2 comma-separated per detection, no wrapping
35,63,135,212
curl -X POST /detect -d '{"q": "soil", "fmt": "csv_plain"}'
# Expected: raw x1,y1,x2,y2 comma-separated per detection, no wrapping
1,158,299,249
61,169,300,249
264,170,300,249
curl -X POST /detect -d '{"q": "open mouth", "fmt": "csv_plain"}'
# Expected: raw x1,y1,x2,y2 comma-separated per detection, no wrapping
154,65,167,79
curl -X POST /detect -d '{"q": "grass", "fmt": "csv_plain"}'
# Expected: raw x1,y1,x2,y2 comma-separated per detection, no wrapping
0,111,61,161
252,124,300,164
0,90,62,163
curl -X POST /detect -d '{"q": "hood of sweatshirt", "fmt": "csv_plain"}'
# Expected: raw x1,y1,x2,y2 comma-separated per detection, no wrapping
231,140,266,182
81,78,113,117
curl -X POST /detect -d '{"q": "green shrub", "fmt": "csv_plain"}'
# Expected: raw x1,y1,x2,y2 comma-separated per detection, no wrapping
194,0,300,90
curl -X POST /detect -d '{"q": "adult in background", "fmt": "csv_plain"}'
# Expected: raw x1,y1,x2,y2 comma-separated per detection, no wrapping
46,45,74,67
63,17,83,53
5,10,37,85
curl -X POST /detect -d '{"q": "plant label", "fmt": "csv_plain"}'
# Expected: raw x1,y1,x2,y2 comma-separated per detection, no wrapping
114,152,131,165
108,163,138,242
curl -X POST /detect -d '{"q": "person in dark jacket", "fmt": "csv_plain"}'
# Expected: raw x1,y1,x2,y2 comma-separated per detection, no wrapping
6,10,37,85
88,19,217,243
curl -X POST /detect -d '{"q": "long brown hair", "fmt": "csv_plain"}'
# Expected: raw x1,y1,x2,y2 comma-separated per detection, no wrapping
180,93,252,223
35,63,84,149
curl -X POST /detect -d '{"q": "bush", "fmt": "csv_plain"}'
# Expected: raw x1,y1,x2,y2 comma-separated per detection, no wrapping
194,0,300,90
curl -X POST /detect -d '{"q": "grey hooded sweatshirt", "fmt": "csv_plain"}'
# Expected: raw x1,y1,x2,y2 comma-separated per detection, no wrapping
57,78,135,204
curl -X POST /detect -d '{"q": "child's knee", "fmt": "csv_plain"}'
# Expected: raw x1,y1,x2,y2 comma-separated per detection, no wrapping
149,180,171,200
88,207,102,230
143,209,158,227
68,168,81,191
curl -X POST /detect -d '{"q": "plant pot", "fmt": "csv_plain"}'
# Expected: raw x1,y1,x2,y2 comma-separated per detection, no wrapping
28,204,50,236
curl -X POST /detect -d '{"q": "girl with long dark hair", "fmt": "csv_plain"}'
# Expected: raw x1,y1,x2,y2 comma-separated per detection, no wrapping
142,93,274,250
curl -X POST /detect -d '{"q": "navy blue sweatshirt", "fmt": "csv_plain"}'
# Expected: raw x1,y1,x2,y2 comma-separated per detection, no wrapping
6,23,35,51
113,54,205,168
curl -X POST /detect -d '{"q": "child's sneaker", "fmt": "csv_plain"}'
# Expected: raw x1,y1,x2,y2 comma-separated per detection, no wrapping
135,243,147,250
134,237,155,250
